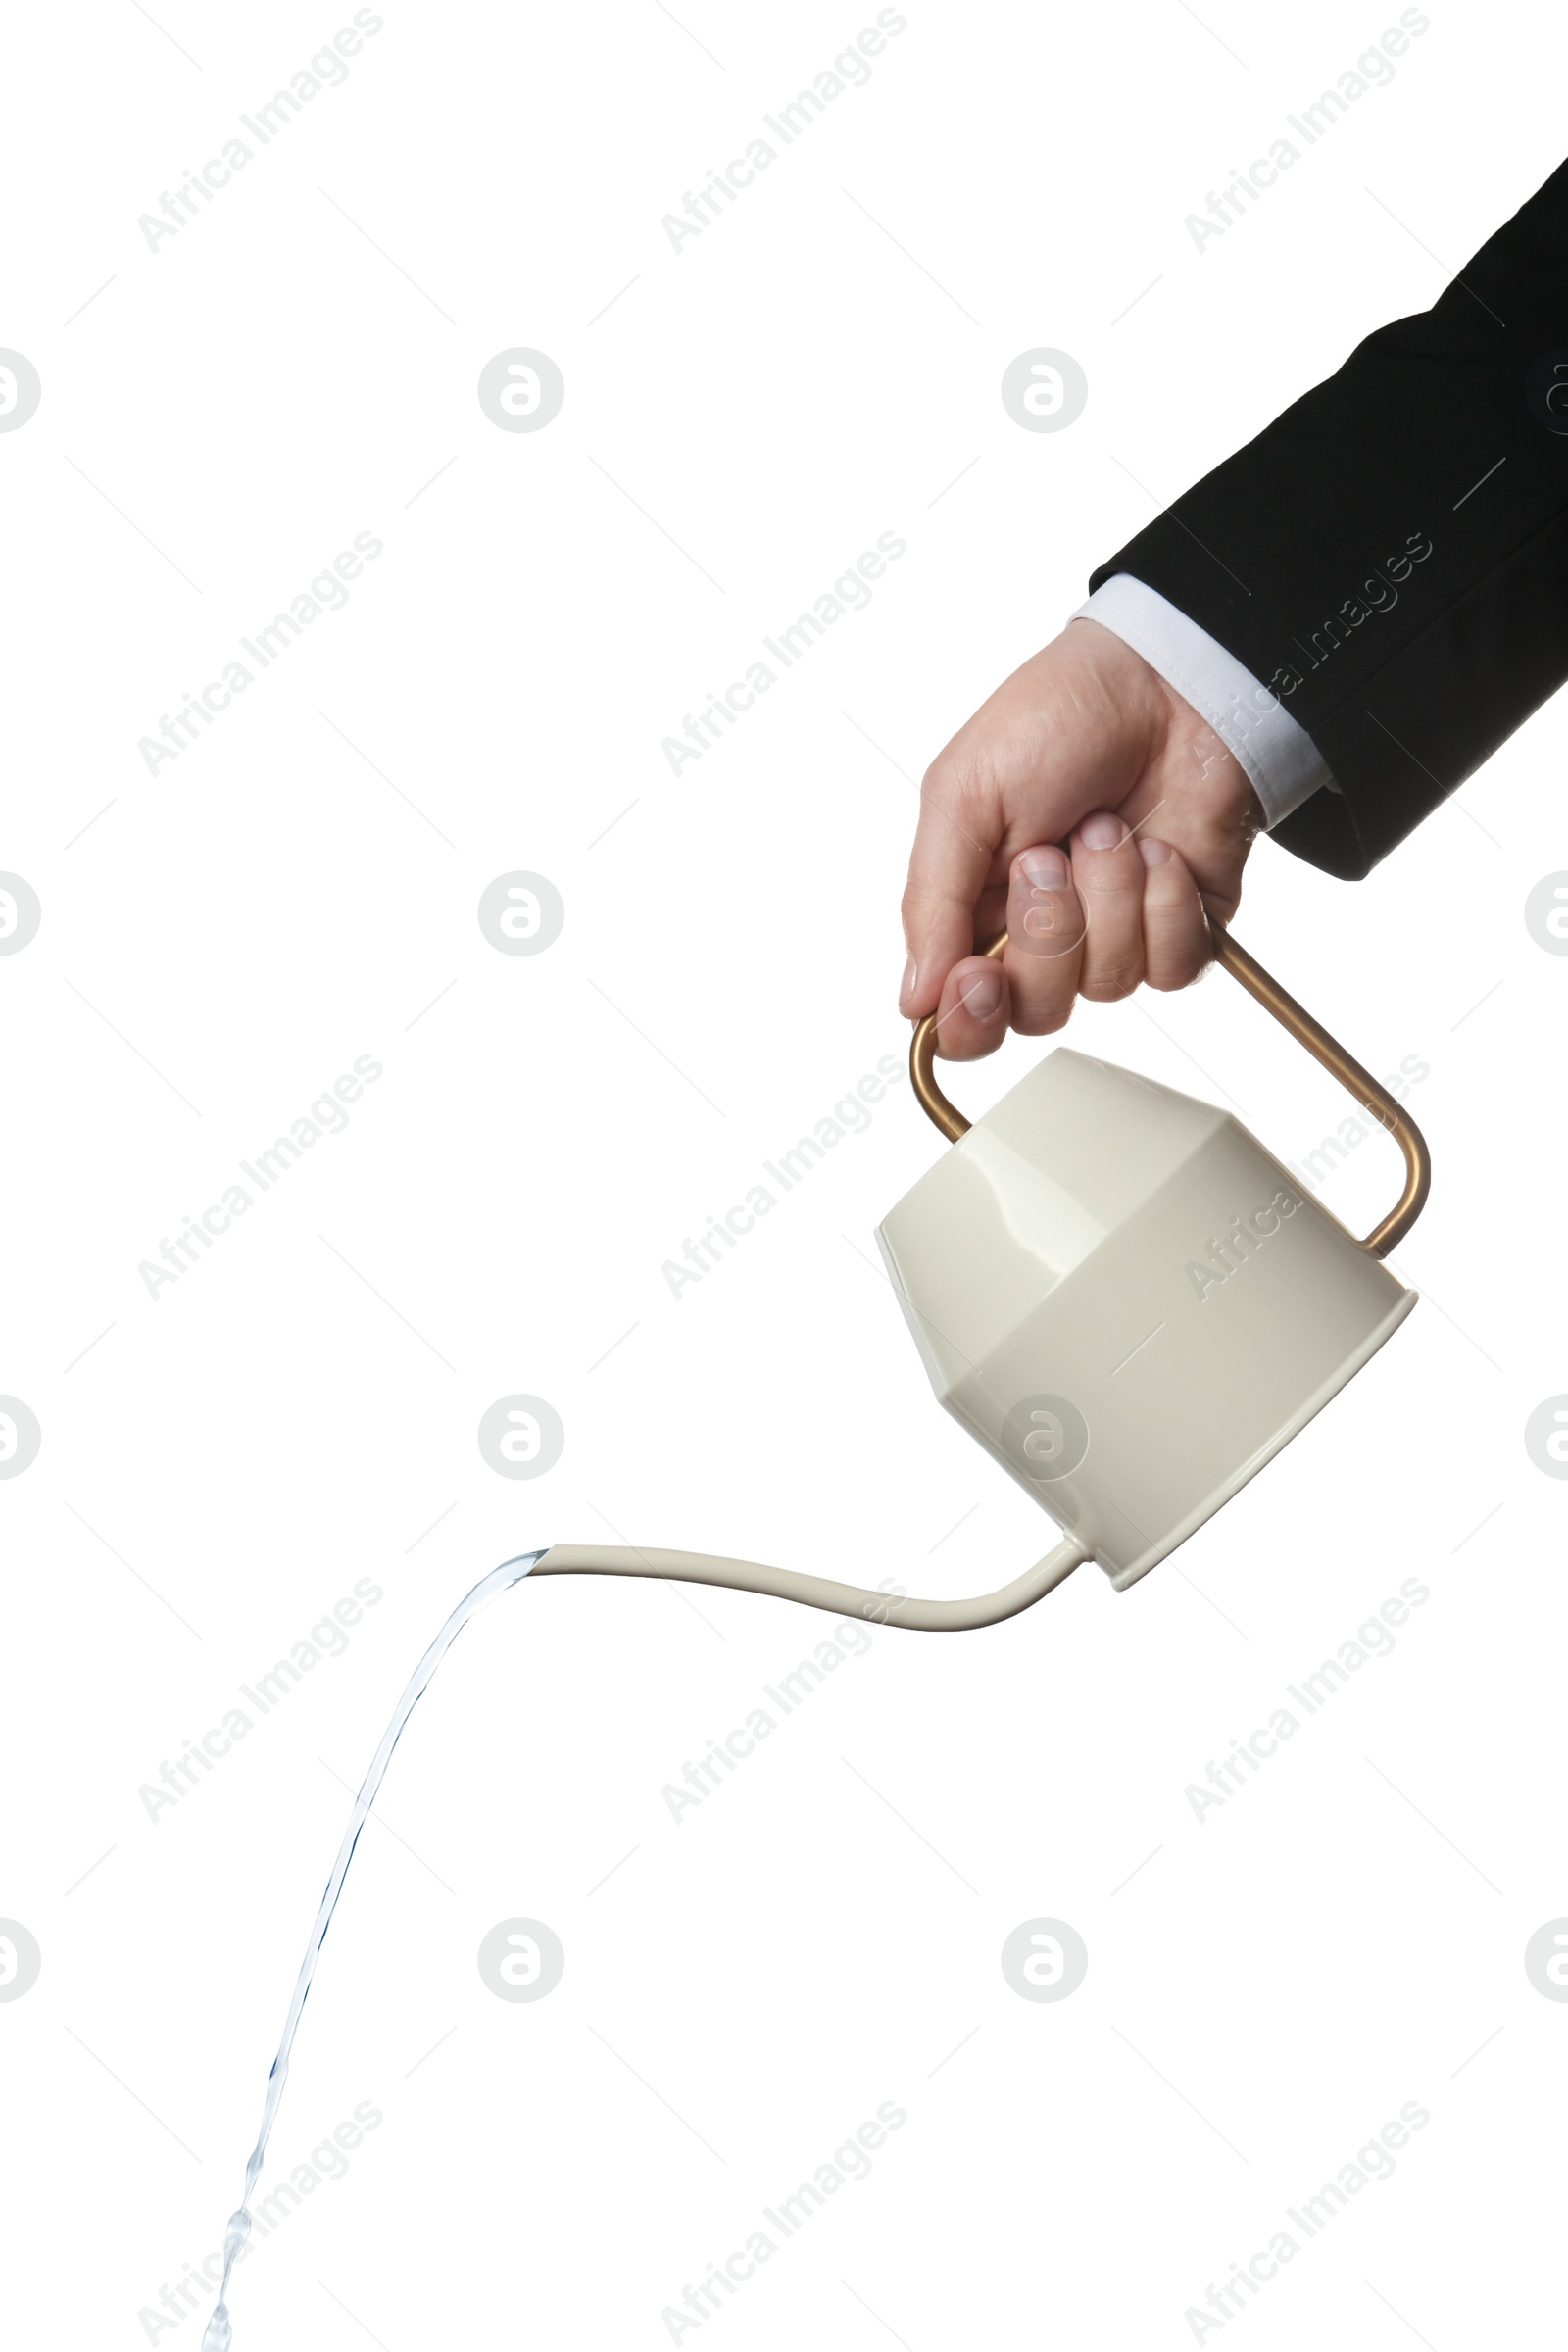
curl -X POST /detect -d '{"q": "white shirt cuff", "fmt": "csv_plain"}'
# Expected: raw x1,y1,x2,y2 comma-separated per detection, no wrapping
1070,574,1336,829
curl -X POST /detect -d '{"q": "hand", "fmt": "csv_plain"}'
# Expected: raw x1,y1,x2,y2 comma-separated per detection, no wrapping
899,618,1265,1058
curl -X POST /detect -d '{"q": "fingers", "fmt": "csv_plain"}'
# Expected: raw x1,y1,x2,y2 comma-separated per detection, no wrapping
1003,845,1086,1034
1068,811,1147,1001
895,630,1259,1046
994,823,1208,1035
1137,838,1210,991
930,952,1011,1061
897,624,1172,1025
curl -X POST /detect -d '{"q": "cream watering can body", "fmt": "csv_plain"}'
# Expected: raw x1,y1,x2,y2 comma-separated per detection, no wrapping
877,926,1431,1590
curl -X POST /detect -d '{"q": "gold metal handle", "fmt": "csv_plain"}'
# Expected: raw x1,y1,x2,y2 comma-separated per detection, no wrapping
907,923,1430,1258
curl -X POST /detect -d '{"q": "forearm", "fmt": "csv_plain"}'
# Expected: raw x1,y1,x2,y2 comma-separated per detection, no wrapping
1088,156,1568,878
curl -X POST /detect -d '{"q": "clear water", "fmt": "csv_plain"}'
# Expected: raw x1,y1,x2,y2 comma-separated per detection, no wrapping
200,1549,546,2352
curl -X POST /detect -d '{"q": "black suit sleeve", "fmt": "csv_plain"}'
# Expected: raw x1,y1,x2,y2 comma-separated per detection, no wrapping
1089,158,1568,879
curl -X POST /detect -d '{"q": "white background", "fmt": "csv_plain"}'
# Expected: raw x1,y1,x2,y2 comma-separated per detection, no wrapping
3,1,1566,2345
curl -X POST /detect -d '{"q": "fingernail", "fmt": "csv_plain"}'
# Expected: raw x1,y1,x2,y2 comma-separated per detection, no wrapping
1137,836,1174,867
1020,846,1070,890
1078,810,1124,850
958,967,1004,1022
900,954,916,1002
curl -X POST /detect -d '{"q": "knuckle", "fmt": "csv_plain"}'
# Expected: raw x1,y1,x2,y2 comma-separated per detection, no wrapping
920,751,978,812
1011,1004,1065,1036
1078,965,1140,1003
1146,956,1200,993
900,881,950,938
1079,870,1144,906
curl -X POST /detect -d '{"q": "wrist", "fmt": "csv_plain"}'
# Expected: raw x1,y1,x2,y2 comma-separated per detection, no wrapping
1063,614,1180,769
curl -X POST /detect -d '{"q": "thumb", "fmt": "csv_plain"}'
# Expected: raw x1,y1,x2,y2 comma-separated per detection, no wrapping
899,787,1004,1019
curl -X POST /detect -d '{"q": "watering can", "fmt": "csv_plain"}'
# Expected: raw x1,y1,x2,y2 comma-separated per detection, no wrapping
876,924,1431,1590
199,921,1436,2352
